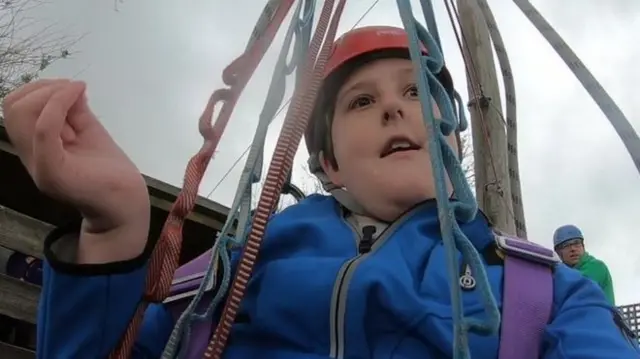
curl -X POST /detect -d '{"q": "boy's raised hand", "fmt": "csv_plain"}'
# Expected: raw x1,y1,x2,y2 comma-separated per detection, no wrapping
3,79,149,237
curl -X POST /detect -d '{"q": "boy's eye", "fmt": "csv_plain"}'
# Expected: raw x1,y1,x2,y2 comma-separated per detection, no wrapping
405,84,419,98
348,95,374,110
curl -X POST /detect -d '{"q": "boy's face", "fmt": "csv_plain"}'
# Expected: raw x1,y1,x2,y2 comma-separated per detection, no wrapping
320,57,458,220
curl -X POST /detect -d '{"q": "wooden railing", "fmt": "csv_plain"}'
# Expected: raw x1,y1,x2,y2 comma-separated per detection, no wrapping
0,205,48,358
0,341,34,359
0,197,232,358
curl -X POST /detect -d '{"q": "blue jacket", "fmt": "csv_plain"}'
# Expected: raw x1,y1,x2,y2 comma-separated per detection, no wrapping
37,195,639,358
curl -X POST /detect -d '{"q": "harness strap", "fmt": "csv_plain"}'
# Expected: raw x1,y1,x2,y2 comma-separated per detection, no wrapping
496,234,559,359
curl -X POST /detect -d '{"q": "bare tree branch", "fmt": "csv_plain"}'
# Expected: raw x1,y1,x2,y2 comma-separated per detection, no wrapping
299,163,325,195
250,163,325,214
459,130,476,189
0,0,79,120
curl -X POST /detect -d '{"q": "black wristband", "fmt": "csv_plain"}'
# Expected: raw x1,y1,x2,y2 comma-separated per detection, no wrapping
43,218,155,276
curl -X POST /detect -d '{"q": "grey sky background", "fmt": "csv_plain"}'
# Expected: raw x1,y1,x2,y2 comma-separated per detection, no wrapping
22,0,639,304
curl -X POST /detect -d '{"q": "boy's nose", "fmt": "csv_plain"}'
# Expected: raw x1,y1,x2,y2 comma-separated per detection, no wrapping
382,102,405,123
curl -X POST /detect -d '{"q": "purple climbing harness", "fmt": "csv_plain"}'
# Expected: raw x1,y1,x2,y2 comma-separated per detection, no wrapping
165,251,218,358
164,234,558,359
495,233,558,359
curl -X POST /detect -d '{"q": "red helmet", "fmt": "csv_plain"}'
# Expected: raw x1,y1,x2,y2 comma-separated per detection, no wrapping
305,25,453,156
325,25,427,78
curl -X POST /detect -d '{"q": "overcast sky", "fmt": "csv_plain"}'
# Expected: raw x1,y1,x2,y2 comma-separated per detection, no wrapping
22,0,640,305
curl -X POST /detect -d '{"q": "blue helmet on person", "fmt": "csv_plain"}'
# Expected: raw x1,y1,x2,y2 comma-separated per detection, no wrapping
553,224,584,248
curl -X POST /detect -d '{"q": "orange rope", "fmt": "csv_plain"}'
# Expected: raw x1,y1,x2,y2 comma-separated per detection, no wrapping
203,0,349,357
107,2,296,357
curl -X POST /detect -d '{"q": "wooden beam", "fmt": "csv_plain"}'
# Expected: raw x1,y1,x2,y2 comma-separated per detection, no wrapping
0,205,50,259
148,195,226,231
0,274,39,324
144,175,229,220
0,136,12,155
457,0,515,234
0,342,35,359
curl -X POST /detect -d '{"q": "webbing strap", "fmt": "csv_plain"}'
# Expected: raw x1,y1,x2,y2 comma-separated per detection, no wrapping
498,237,555,359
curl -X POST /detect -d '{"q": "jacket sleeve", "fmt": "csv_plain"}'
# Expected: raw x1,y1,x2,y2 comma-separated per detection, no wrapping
37,221,173,359
542,264,639,359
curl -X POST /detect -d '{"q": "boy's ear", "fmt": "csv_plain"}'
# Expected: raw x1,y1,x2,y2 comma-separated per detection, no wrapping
319,151,344,187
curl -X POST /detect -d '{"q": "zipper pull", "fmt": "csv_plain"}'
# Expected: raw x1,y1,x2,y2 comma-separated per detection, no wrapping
358,225,377,254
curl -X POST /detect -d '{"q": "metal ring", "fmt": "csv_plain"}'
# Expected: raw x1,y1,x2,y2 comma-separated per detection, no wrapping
459,274,476,290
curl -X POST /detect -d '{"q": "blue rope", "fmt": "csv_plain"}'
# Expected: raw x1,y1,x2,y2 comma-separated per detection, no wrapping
419,0,443,52
397,1,501,359
160,2,499,358
452,90,467,130
235,0,315,242
159,1,314,358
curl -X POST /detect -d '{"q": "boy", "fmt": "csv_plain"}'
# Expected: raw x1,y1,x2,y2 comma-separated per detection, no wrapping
3,26,639,359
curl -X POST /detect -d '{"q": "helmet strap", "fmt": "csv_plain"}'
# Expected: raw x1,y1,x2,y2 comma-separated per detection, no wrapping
307,155,368,215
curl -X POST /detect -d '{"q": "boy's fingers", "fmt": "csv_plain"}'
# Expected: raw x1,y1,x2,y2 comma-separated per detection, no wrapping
5,84,63,159
33,81,86,179
66,89,93,131
61,123,76,143
2,79,70,111
35,81,86,141
8,83,63,120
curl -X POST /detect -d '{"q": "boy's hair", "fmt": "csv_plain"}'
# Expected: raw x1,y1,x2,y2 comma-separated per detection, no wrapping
308,49,455,171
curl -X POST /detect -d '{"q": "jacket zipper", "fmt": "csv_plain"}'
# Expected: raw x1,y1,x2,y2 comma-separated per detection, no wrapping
358,225,377,254
329,208,420,359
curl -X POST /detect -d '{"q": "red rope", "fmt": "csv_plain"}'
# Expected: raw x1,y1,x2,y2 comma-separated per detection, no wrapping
204,0,349,357
107,2,296,357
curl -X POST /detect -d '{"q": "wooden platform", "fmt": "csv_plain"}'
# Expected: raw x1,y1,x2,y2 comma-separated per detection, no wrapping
0,342,34,359
0,124,232,358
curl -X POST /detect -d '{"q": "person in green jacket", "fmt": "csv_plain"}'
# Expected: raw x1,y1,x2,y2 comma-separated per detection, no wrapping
553,224,616,305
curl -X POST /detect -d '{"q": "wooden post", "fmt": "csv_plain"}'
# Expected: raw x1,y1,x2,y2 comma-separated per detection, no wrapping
456,0,515,234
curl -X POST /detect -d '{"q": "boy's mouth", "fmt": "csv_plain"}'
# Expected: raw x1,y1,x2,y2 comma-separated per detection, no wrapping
380,136,421,158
